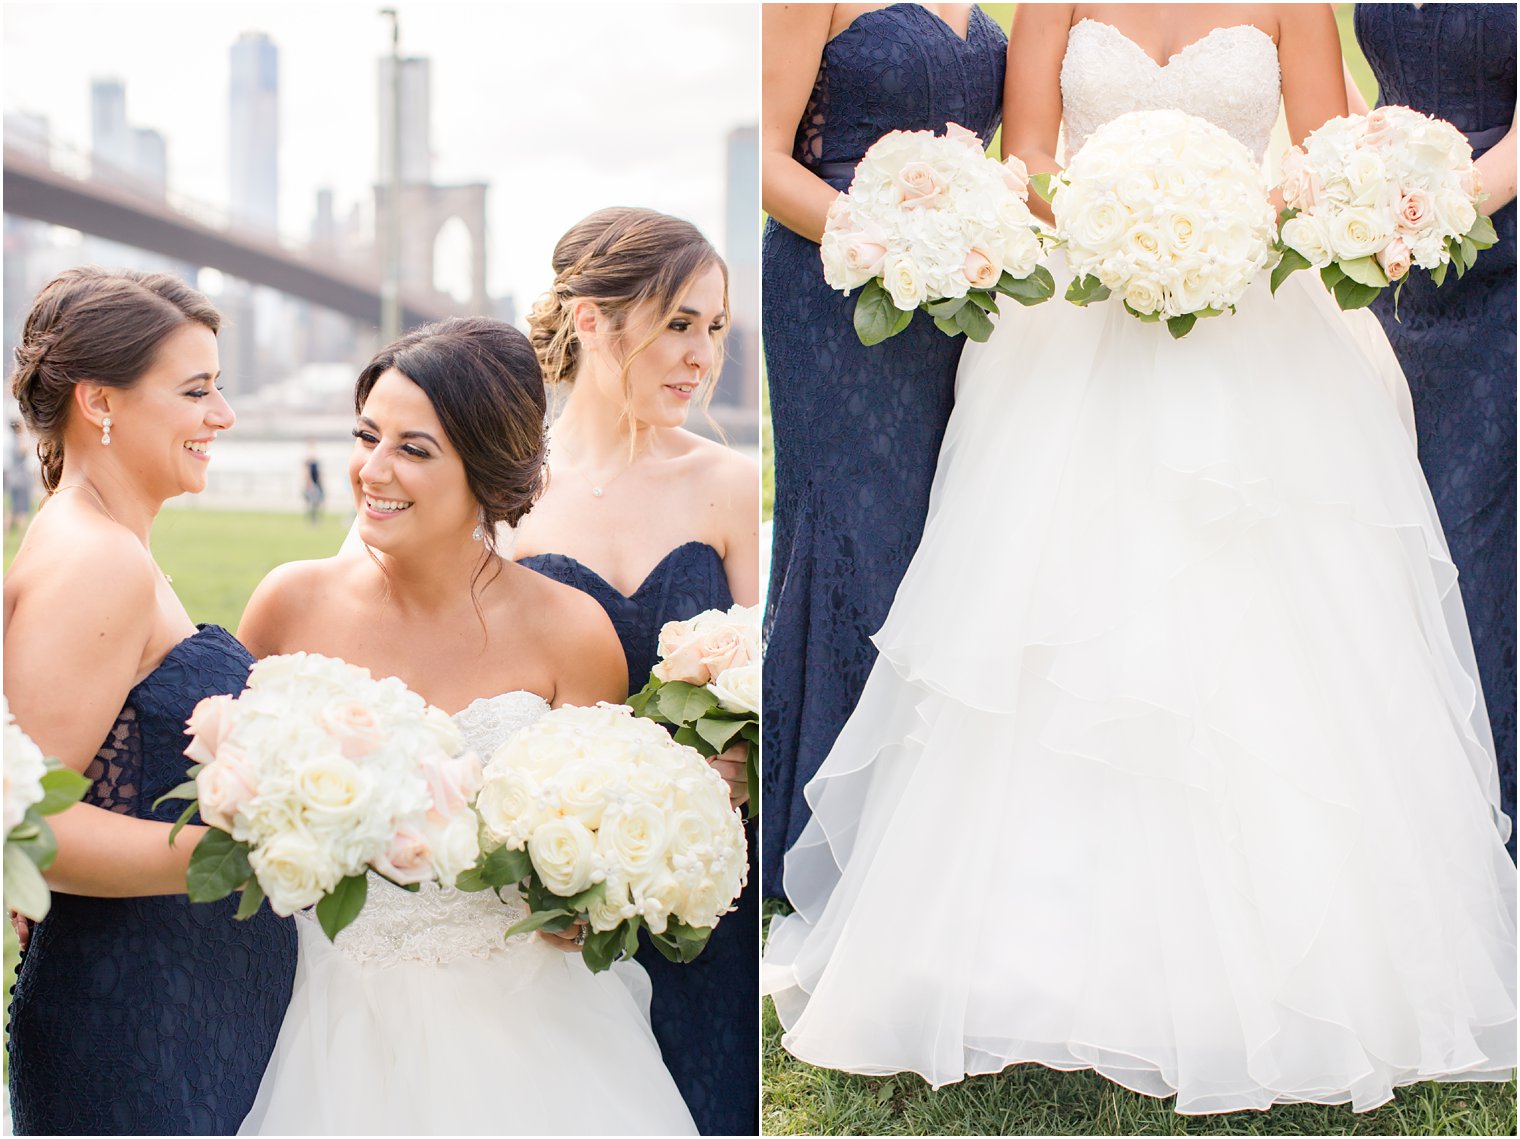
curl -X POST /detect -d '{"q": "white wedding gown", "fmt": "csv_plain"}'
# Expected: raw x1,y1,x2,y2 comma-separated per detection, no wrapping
240,692,696,1135
762,20,1517,1114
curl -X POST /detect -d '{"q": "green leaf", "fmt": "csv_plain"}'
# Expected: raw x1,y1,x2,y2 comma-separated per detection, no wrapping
504,906,574,938
151,779,200,813
1339,256,1388,288
998,265,1055,305
695,716,748,753
745,745,758,820
1276,205,1300,233
186,829,250,903
1028,171,1058,203
1319,262,1347,289
672,723,713,756
1122,303,1161,323
624,677,659,717
1431,258,1450,288
167,799,199,848
964,289,998,313
315,872,369,941
581,927,621,973
931,314,963,337
1270,247,1312,295
650,917,712,964
1166,313,1198,339
1461,235,1478,269
480,843,533,888
16,810,58,871
922,296,967,318
1467,212,1498,248
563,881,607,912
3,842,51,921
1392,277,1406,321
654,681,719,727
853,278,913,346
234,876,266,921
36,766,89,815
1332,276,1382,310
1064,275,1111,307
954,302,996,341
622,916,643,959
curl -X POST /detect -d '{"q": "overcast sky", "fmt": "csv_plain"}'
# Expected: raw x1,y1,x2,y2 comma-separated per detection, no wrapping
3,0,759,313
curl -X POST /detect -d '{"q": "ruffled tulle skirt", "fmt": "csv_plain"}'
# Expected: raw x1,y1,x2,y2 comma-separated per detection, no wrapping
761,265,1517,1114
240,911,696,1135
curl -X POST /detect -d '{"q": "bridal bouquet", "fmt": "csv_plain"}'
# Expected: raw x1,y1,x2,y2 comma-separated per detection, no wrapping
628,603,760,817
4,696,89,923
468,703,748,973
1034,109,1277,338
158,652,484,939
822,121,1054,345
1273,106,1498,309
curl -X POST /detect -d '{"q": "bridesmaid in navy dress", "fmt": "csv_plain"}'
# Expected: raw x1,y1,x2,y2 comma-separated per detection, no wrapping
4,269,296,1134
516,208,760,1136
761,4,1008,894
1353,3,1517,849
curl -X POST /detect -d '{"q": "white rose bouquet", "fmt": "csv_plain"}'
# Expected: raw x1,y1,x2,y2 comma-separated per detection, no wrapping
1272,105,1498,309
156,652,484,939
627,603,760,817
4,696,89,923
469,703,748,974
822,121,1053,345
1032,109,1278,339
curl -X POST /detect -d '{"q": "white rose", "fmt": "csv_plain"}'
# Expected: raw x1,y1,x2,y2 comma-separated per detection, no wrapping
528,816,597,897
598,801,671,880
419,810,480,886
707,662,760,715
248,829,340,916
555,761,615,829
881,251,928,311
1123,278,1164,315
1327,205,1393,260
1281,213,1335,268
475,768,545,849
292,753,367,830
1433,186,1478,238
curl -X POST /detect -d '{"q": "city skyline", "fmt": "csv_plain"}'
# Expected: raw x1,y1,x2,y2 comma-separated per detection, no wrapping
3,2,758,316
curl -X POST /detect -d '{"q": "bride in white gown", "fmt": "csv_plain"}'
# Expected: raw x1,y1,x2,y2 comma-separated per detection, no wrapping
235,317,694,1134
762,3,1516,1114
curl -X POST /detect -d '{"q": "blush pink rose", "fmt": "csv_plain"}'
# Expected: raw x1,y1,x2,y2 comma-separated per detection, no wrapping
1377,236,1412,281
423,751,484,817
1001,154,1030,197
840,231,889,279
195,752,257,831
698,625,753,678
962,247,1002,289
943,121,982,151
1397,189,1433,232
1362,107,1395,146
374,825,435,886
184,694,239,765
653,628,712,686
1279,147,1320,210
896,162,947,209
321,700,383,759
826,193,856,229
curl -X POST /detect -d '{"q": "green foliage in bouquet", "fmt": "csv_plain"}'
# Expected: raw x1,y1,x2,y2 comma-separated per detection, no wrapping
5,762,90,924
627,674,760,819
1271,207,1499,315
455,843,714,974
853,268,1056,347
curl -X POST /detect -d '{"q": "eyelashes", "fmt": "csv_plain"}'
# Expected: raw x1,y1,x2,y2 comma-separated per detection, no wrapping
351,427,430,459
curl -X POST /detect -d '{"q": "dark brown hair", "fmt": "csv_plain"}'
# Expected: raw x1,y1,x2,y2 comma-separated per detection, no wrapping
354,316,548,562
527,207,729,415
10,267,221,491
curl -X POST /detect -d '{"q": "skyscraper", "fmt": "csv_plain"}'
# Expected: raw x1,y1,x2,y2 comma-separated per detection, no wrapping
89,77,129,178
229,31,279,233
721,124,760,410
378,56,431,184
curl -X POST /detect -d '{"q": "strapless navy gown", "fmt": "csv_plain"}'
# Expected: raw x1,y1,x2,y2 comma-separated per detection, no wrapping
1355,2,1517,849
7,626,298,1135
521,542,758,1137
762,4,1008,895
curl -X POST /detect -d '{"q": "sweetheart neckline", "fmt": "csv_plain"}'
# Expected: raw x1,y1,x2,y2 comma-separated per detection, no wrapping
518,540,722,601
1070,18,1276,71
450,690,552,722
829,3,982,48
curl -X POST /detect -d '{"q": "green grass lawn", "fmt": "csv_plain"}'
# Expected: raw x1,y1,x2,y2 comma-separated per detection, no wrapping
763,910,1515,1137
5,507,353,632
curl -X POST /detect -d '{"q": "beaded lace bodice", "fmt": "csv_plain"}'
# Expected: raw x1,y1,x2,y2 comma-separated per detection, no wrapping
1060,20,1282,161
296,691,552,966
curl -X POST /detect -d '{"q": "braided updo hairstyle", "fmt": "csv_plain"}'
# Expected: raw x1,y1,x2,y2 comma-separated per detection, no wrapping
354,316,548,563
10,267,220,492
526,207,729,414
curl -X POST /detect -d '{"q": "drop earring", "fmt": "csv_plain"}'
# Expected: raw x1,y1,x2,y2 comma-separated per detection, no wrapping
471,513,485,542
101,416,112,446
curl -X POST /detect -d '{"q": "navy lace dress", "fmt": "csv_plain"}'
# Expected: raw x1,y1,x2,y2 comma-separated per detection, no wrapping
521,542,758,1137
1355,3,1517,850
7,626,298,1135
762,3,1008,894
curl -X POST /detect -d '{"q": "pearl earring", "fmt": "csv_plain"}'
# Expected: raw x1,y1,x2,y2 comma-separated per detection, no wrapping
101,417,112,447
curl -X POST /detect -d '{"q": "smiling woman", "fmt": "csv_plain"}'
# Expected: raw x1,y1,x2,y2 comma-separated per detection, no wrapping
3,267,298,1136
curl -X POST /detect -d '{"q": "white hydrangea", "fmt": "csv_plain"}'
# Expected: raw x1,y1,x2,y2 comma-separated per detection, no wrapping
3,696,48,838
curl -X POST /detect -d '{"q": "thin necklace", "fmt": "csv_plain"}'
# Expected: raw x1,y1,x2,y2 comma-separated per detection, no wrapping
574,461,632,499
53,483,173,584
